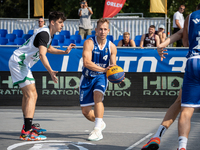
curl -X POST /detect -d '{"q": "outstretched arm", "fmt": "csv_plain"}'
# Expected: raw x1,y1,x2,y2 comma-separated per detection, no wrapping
47,43,75,54
157,29,183,61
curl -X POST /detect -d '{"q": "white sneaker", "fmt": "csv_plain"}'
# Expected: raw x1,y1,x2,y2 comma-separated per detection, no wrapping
101,120,106,131
88,127,103,141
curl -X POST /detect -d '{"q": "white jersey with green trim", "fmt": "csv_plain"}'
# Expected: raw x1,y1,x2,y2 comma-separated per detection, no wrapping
13,26,51,68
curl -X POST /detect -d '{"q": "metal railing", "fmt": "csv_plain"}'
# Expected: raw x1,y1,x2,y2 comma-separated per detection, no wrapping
0,17,170,41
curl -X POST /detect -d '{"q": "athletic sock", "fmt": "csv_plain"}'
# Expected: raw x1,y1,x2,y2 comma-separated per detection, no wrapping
178,136,188,150
95,118,102,129
153,125,167,139
24,118,33,132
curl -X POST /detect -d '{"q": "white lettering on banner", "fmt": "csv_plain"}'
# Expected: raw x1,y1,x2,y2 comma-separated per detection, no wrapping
61,56,69,72
169,57,187,72
62,56,187,72
106,1,123,8
137,57,157,72
119,57,137,72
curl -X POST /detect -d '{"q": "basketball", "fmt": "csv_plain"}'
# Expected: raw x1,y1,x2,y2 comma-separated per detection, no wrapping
106,66,125,83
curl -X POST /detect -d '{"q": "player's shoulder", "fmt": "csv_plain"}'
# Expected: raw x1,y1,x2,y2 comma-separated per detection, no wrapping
83,38,94,49
85,38,94,44
109,41,117,50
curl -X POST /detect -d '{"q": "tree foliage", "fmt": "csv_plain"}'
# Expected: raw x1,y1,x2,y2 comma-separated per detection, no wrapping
0,0,200,22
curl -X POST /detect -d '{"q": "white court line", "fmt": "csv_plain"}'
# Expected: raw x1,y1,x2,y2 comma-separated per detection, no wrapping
7,140,95,150
125,133,154,150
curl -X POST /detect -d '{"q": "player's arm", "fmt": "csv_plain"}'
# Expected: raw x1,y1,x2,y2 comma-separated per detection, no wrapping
130,39,136,47
140,34,145,48
34,31,59,83
155,34,160,47
47,43,76,54
82,39,107,72
39,45,58,83
117,40,123,47
182,15,189,47
109,42,117,65
157,29,183,61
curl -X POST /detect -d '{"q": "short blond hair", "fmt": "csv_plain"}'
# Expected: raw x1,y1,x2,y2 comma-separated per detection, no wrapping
97,18,109,27
123,32,130,36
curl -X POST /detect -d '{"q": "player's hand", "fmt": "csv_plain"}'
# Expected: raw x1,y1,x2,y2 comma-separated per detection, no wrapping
157,46,168,61
105,64,116,72
50,70,58,83
65,43,76,54
119,74,125,84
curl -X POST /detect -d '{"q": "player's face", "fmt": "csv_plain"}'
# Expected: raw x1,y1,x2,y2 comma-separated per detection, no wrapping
96,22,109,40
123,35,130,42
53,18,64,32
149,27,155,34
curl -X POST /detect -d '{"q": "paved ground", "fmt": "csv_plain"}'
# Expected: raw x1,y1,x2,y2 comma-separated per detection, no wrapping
1,106,200,150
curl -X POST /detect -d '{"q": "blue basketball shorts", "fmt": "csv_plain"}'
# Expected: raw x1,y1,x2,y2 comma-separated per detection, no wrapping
182,55,200,107
79,74,108,107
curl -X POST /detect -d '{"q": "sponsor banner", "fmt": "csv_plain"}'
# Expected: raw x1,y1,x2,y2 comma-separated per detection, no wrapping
103,0,126,18
0,47,188,72
0,71,184,107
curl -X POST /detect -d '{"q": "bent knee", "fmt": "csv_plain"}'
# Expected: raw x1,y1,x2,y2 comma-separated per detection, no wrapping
81,108,89,116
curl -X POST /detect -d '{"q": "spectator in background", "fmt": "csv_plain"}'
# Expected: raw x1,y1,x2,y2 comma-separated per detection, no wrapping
117,32,136,47
155,24,166,43
140,25,160,48
173,5,185,47
33,18,46,33
78,0,93,40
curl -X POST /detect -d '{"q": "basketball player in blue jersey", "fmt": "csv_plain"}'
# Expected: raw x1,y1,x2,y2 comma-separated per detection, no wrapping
177,4,200,150
79,18,117,141
141,4,200,150
141,29,183,150
9,11,75,141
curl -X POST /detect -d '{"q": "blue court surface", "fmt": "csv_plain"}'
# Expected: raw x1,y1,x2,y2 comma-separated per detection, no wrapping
1,106,200,150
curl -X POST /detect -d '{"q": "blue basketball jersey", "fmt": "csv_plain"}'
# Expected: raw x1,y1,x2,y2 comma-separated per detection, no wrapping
82,36,111,78
186,10,200,58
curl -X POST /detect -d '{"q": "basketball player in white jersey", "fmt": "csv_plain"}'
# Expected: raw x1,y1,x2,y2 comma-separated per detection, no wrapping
9,11,75,141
